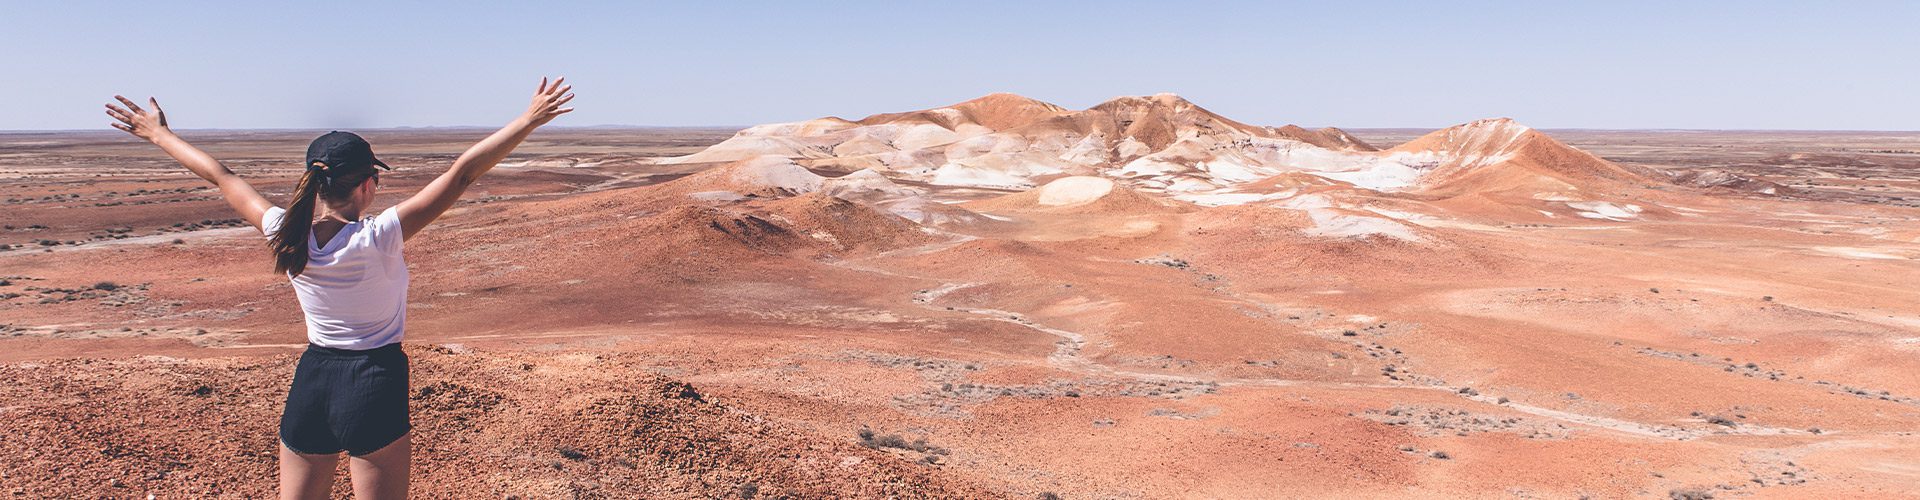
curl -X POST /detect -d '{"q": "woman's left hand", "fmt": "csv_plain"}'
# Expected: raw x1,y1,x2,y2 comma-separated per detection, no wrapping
522,77,575,128
106,95,173,142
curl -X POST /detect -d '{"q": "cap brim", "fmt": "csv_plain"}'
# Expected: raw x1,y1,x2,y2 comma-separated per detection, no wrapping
371,157,392,170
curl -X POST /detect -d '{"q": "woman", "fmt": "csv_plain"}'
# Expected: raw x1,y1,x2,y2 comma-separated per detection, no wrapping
105,77,575,498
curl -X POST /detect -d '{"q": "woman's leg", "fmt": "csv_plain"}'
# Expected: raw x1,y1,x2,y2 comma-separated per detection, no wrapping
349,432,410,499
279,443,337,499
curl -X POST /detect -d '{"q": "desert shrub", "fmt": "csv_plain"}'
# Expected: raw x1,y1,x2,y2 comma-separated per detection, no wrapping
858,427,950,460
1668,487,1713,500
856,427,910,449
92,281,120,291
874,434,909,449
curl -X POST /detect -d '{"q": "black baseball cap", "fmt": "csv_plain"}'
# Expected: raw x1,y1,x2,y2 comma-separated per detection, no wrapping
305,131,391,172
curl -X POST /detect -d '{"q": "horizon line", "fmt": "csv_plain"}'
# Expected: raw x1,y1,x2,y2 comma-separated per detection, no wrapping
5,125,1919,134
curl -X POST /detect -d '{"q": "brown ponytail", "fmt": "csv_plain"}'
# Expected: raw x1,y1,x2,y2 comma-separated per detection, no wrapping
270,163,377,277
270,168,327,276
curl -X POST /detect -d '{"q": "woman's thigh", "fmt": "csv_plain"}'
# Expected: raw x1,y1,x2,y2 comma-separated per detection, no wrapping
279,443,337,500
348,432,410,499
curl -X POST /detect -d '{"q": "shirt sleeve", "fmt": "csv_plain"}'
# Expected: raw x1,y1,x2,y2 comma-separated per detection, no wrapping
370,206,406,256
261,206,286,238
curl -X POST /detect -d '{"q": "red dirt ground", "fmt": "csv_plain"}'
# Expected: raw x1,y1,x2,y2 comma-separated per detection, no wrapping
3,125,1919,498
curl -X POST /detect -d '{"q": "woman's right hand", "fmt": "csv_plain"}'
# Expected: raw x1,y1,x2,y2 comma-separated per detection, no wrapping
105,95,173,143
523,77,576,127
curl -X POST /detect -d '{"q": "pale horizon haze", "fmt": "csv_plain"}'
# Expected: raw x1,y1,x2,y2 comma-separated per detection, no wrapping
6,1,1917,131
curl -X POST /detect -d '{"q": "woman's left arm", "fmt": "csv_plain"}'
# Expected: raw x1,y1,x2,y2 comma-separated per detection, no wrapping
106,95,274,231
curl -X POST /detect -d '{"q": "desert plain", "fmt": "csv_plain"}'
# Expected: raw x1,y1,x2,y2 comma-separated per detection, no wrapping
2,94,1919,498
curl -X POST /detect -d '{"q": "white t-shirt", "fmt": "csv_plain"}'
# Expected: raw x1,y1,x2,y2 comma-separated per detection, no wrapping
262,206,408,350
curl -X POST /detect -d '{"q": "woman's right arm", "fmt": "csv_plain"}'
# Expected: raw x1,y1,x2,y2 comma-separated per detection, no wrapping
396,77,574,241
106,96,275,231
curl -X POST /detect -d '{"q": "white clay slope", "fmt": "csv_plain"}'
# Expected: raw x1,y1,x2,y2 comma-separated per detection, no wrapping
676,96,1557,199
662,94,1656,230
1036,176,1117,206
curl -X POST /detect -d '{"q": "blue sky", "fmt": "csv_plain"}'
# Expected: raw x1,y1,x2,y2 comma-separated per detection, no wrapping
7,1,1916,130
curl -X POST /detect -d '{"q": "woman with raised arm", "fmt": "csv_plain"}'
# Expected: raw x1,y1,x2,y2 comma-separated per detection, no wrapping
105,77,575,499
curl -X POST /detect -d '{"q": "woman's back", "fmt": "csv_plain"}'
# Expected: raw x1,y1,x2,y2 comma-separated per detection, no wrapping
263,206,409,349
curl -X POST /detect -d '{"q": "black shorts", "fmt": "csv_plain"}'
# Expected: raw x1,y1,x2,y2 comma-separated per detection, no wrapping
280,342,411,456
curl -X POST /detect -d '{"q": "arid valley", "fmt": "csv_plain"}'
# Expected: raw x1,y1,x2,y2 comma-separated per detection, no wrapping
4,94,1920,498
